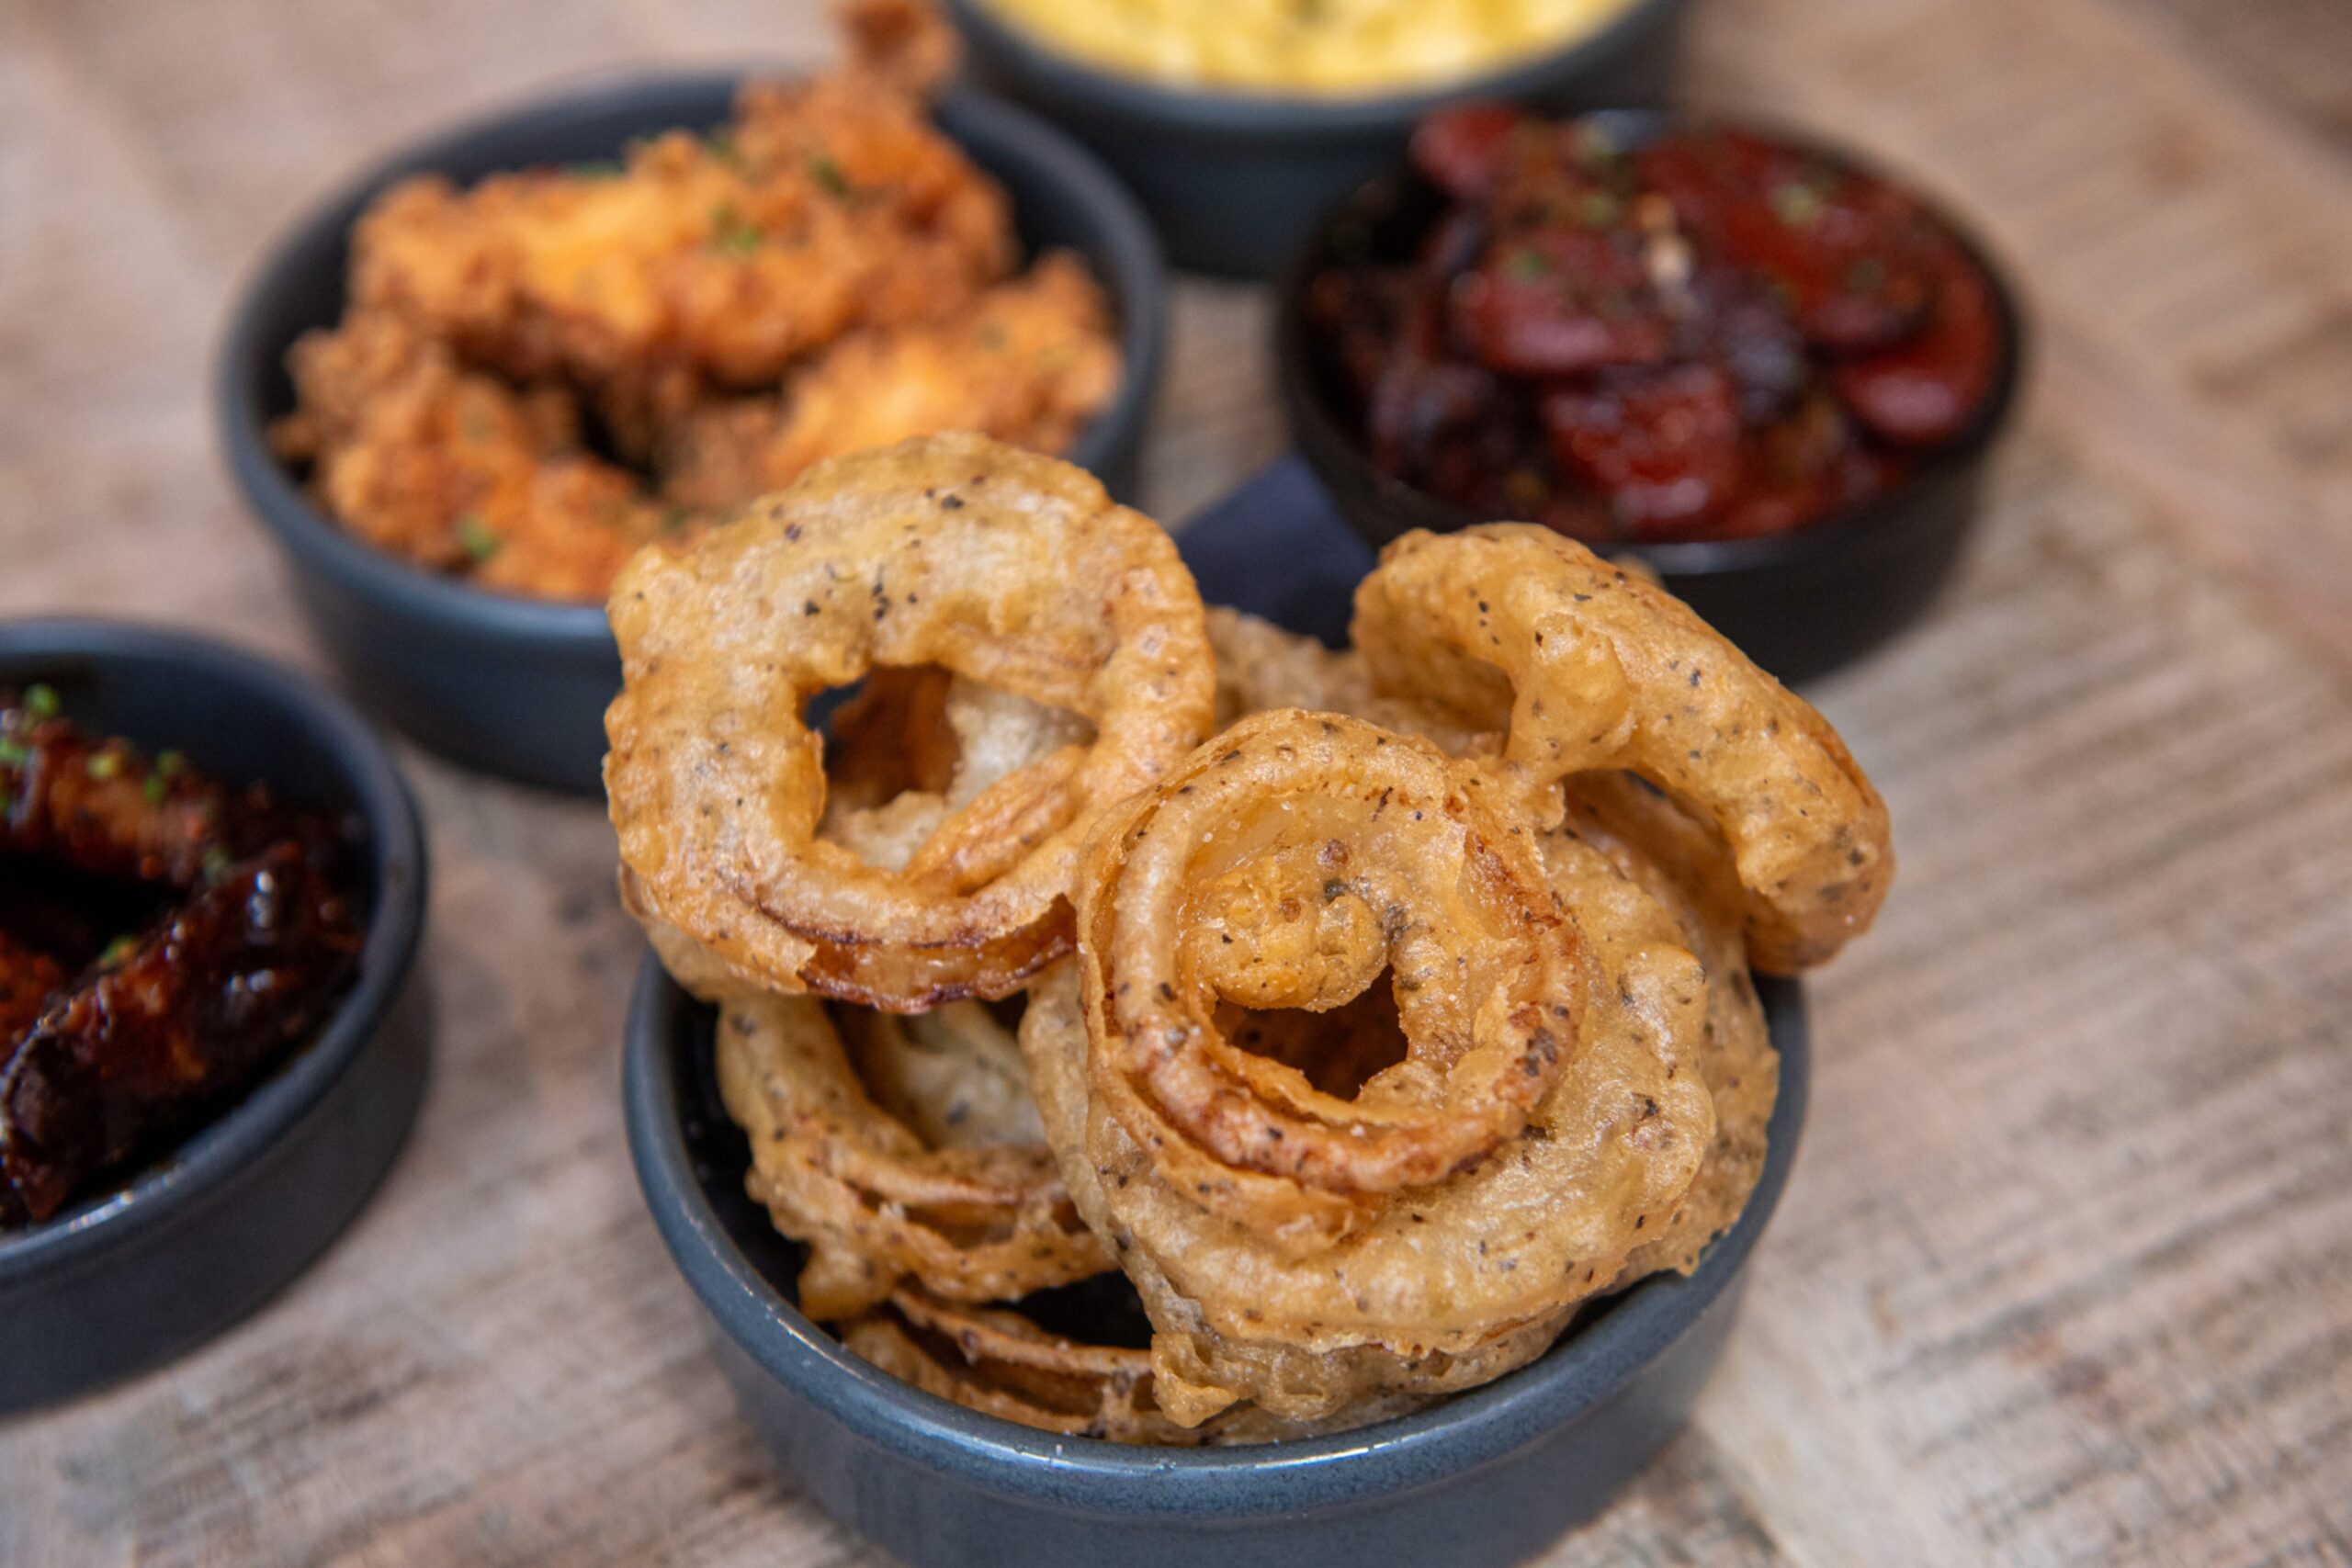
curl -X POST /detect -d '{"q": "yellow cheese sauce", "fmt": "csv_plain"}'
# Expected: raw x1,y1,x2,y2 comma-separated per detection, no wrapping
980,0,1641,96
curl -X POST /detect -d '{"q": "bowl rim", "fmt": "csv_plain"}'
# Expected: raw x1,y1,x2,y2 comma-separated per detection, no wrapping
1274,107,2030,577
943,0,1691,136
623,951,1807,1511
213,68,1169,650
0,619,429,1281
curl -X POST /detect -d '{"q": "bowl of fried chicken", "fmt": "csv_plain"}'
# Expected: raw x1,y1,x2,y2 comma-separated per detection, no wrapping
218,1,1167,793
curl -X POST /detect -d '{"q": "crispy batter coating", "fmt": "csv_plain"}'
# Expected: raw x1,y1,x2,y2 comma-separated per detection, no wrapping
655,257,1120,513
607,434,1214,1010
1203,609,1782,1289
272,310,676,599
1075,711,1589,1252
654,455,1885,1442
274,3,1121,602
839,1283,1431,1444
715,991,1107,1319
1560,774,1778,1283
1023,711,1714,1427
350,44,1010,402
1352,525,1893,971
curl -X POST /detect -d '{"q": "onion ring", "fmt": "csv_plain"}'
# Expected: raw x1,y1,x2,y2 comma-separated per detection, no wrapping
1556,773,1780,1284
1023,710,1716,1426
714,988,1109,1320
1080,709,1586,1251
839,1283,1430,1444
606,433,1215,1010
1351,525,1892,971
1206,611,1779,1287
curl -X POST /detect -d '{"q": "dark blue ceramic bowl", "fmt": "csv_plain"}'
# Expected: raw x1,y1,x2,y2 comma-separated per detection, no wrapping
217,73,1168,795
944,0,1690,277
624,959,1804,1568
0,622,430,1413
1275,112,2029,685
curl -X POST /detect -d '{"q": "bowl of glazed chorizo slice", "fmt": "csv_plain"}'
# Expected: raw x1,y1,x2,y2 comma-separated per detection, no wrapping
1280,106,2026,683
0,621,428,1412
616,434,1883,1568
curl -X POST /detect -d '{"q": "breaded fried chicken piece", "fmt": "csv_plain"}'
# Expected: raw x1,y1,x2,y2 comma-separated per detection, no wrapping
272,310,685,600
655,254,1120,512
349,25,1011,423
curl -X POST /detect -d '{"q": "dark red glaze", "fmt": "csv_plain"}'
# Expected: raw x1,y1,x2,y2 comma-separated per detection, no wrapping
0,696,364,1228
1831,242,2001,446
1313,108,2007,545
0,935,63,1047
0,716,257,887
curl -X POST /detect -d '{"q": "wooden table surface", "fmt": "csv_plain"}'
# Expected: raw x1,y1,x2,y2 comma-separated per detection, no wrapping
6,0,2351,1562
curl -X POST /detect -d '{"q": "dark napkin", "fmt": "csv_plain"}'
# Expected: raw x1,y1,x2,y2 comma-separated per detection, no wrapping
1175,456,1372,649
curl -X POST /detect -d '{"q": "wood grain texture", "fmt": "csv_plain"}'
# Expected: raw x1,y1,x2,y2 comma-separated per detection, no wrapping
4,0,2351,1564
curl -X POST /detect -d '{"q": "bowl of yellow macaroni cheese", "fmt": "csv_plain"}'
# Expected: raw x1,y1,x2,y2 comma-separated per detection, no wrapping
944,0,1690,276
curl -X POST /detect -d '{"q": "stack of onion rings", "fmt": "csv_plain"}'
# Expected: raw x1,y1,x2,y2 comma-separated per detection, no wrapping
608,438,1889,1441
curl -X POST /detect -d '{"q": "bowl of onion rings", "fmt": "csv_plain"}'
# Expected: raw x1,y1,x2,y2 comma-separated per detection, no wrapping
219,39,1167,794
0,620,429,1412
1277,107,2027,683
626,955,1804,1568
601,432,1883,1567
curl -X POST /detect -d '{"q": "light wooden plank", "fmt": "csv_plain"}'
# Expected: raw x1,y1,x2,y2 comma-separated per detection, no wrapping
4,1,2352,1564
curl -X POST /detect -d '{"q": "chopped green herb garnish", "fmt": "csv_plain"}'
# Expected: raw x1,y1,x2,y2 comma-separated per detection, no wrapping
0,739,27,769
807,153,852,197
709,203,763,255
86,750,123,782
156,750,187,778
25,683,59,719
1770,181,1826,228
457,513,502,564
1577,191,1623,228
705,129,740,166
143,773,169,805
98,935,139,969
1506,246,1554,279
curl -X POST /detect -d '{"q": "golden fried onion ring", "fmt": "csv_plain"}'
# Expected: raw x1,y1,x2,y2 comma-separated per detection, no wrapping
1024,711,1716,1426
1207,608,1780,1287
1557,773,1780,1284
1351,525,1892,972
1080,710,1585,1251
606,434,1214,1010
715,989,1109,1320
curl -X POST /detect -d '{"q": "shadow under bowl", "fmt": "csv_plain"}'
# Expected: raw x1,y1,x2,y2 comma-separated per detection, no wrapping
1275,111,2029,686
945,0,1694,278
0,620,431,1414
623,955,1806,1568
217,73,1169,795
